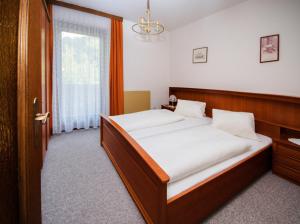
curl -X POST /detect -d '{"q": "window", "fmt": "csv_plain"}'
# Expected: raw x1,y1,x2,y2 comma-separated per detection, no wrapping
61,32,100,85
52,9,110,133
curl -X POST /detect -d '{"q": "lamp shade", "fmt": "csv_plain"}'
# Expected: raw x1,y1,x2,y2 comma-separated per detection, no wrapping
169,95,177,103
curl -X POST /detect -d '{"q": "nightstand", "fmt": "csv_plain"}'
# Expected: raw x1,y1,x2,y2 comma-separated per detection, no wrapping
272,137,300,185
161,104,176,112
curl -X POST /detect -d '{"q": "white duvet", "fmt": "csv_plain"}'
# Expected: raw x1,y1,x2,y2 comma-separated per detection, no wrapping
129,117,211,140
137,125,251,183
109,109,184,132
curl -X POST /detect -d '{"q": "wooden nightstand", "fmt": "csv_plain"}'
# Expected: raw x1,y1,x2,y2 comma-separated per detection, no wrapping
273,138,300,185
161,104,176,112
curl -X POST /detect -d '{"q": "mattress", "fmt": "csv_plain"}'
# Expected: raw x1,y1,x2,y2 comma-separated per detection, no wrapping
126,116,272,199
167,133,272,199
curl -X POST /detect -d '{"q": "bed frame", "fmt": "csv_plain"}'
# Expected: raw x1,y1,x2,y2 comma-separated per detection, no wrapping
100,87,300,224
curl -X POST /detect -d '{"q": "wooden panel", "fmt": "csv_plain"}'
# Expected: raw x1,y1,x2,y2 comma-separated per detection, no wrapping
124,91,151,114
273,142,300,184
273,165,300,185
274,144,300,162
0,0,20,223
255,120,280,139
273,156,300,171
169,87,300,136
25,0,44,222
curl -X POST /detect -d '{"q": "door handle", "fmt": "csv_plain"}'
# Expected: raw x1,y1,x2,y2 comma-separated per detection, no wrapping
35,112,50,124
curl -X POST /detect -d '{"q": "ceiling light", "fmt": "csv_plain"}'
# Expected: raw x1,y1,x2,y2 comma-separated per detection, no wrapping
132,0,164,35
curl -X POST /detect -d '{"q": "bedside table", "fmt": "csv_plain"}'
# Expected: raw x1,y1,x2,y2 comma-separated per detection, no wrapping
272,139,300,185
161,104,176,112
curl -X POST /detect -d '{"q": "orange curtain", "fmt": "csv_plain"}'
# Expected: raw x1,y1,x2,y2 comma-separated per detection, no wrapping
109,18,124,115
48,4,53,134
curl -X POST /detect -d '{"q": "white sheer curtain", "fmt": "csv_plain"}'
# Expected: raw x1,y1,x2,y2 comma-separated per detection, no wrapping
53,6,110,133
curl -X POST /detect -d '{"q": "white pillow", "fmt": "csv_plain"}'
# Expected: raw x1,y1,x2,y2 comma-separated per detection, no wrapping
174,99,206,118
212,109,258,140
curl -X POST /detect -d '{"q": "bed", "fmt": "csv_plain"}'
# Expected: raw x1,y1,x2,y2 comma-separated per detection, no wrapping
100,87,300,224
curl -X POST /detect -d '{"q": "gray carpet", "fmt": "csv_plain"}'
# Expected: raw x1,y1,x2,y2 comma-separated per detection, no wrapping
42,129,300,224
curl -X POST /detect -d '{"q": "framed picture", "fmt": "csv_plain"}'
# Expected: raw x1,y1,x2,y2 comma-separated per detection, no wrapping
193,47,208,63
260,34,279,63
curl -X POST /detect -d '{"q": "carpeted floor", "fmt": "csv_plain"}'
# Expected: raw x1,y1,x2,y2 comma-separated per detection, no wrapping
42,129,300,224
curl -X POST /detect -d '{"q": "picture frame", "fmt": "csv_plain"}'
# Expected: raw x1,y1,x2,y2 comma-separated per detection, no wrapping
193,47,208,63
260,34,279,63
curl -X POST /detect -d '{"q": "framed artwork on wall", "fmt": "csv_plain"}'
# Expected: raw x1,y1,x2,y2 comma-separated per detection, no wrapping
193,47,208,63
260,34,279,63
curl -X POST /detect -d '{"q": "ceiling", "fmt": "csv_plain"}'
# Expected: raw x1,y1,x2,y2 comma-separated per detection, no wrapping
62,0,249,30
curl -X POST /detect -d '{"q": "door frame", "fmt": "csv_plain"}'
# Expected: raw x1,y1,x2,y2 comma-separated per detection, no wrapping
17,0,30,222
18,0,51,223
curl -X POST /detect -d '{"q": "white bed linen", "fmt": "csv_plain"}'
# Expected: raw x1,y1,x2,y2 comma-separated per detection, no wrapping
137,125,251,183
116,113,272,199
129,117,211,140
109,109,184,132
167,134,272,199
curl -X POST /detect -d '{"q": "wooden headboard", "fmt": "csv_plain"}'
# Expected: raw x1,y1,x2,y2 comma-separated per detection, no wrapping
169,87,300,140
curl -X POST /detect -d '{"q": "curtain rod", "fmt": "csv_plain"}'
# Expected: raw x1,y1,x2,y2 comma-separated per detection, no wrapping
50,0,123,21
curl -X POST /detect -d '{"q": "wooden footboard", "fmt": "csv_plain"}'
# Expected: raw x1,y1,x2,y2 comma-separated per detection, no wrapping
100,115,170,224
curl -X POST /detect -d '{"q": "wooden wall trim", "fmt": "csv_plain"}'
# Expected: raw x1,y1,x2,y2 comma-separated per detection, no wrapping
50,0,123,21
169,87,300,138
170,87,300,104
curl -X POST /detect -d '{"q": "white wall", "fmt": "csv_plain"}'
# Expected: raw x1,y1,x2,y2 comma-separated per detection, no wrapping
170,0,300,97
123,20,170,108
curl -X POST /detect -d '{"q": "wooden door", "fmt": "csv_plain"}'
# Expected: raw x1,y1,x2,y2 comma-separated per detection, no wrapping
18,0,50,223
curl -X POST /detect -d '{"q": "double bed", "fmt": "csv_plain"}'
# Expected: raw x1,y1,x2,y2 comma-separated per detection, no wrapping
110,110,272,200
100,87,300,224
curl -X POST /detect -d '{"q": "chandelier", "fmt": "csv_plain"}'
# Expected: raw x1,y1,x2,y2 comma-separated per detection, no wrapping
132,0,164,35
